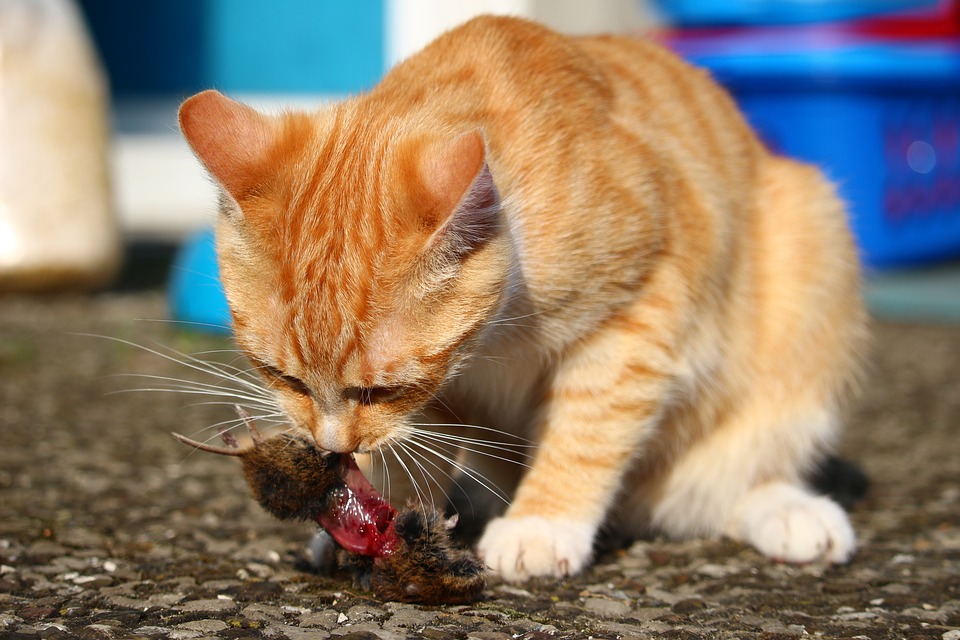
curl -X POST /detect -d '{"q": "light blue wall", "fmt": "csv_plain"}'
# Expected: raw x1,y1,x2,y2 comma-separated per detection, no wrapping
204,0,384,94
79,0,385,96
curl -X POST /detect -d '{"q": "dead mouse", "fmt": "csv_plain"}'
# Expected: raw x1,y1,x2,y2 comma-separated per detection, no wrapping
173,410,486,605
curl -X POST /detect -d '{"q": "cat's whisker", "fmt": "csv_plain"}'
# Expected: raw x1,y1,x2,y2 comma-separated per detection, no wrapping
407,432,533,468
409,426,537,451
402,437,512,505
109,373,277,404
392,440,442,509
407,433,534,467
193,411,288,434
175,350,269,383
179,401,284,416
387,437,472,512
377,447,392,506
83,333,272,399
389,446,430,520
109,385,277,411
410,422,535,444
132,317,233,332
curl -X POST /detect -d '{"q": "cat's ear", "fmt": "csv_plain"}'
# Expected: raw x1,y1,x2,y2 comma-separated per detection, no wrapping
179,90,275,202
421,129,502,254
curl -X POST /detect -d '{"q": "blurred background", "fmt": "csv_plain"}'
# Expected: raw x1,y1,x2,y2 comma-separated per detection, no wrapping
2,0,959,324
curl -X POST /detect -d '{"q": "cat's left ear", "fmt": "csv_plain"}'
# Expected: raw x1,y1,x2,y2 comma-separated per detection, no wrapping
421,129,502,255
178,90,277,202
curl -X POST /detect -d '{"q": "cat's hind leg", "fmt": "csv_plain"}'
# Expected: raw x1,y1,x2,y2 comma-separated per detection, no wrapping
630,404,856,564
726,480,855,563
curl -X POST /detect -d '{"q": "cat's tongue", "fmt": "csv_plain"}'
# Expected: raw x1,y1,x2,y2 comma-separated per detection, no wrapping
317,455,399,557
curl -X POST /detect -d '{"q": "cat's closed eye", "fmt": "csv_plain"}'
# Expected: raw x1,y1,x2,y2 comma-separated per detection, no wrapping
258,363,312,397
345,386,404,406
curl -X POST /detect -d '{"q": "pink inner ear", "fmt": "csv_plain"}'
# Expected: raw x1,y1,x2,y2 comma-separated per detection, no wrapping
421,129,502,253
422,129,487,215
178,90,274,200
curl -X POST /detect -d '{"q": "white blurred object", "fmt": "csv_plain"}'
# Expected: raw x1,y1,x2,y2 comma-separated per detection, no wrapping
0,0,120,290
386,0,656,67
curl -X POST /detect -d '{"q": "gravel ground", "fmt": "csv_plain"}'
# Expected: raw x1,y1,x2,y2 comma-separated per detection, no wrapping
1,291,958,640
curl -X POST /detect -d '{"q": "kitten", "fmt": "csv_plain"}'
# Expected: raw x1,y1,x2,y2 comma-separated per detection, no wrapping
179,15,867,582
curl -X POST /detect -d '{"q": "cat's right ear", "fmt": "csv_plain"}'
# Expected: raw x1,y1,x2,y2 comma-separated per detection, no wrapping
179,90,275,202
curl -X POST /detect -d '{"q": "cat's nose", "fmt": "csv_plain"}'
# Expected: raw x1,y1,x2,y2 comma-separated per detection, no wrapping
309,420,358,454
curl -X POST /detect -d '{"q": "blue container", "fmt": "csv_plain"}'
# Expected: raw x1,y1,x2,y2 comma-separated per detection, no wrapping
653,0,939,26
169,229,233,333
674,33,960,268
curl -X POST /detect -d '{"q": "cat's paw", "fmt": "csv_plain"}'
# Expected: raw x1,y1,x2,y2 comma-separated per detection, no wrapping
477,515,595,582
729,482,856,564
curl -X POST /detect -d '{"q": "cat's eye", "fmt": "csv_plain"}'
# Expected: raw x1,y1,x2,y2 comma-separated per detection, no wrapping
258,363,311,397
345,386,404,406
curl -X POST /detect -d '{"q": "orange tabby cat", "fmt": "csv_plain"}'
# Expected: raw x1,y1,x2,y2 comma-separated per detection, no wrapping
179,15,867,581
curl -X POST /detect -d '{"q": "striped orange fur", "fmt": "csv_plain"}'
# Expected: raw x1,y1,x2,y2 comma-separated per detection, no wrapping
179,16,867,581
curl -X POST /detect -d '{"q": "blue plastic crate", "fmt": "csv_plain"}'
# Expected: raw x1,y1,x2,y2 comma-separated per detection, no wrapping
674,33,960,268
169,228,232,333
653,0,939,26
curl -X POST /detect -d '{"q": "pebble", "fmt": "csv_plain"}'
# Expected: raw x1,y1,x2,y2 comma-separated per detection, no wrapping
267,625,333,640
176,619,228,634
301,609,342,629
583,596,632,617
381,604,438,631
176,598,239,614
240,603,290,623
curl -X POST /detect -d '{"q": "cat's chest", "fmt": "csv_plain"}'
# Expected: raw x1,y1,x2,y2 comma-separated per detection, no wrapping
443,338,546,435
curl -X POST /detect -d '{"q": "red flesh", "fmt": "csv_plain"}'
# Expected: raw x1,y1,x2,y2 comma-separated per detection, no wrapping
317,455,399,557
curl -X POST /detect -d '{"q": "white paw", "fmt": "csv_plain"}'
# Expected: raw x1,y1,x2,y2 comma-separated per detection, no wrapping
729,483,856,564
477,515,595,582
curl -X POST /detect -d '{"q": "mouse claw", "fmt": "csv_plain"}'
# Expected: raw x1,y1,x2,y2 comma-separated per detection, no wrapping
234,405,264,444
219,426,240,449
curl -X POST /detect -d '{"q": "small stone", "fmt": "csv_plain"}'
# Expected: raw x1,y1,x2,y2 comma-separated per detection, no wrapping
696,563,734,578
241,603,288,623
417,629,459,640
494,584,535,598
134,627,173,637
337,612,348,624
329,625,387,639
943,630,960,640
345,605,384,622
81,624,118,639
381,606,438,633
671,598,708,615
272,627,333,640
583,597,632,618
19,605,58,621
301,609,341,630
177,598,239,613
0,613,24,628
176,618,229,634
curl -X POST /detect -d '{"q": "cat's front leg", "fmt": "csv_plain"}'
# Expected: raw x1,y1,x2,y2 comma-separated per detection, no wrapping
477,318,671,581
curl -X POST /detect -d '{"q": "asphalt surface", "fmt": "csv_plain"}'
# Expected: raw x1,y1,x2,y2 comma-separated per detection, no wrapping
1,291,958,639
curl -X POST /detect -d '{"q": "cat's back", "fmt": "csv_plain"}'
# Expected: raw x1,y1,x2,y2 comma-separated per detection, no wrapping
375,16,761,204
384,20,752,134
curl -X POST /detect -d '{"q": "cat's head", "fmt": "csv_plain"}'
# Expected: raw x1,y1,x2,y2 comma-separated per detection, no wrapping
179,91,510,453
